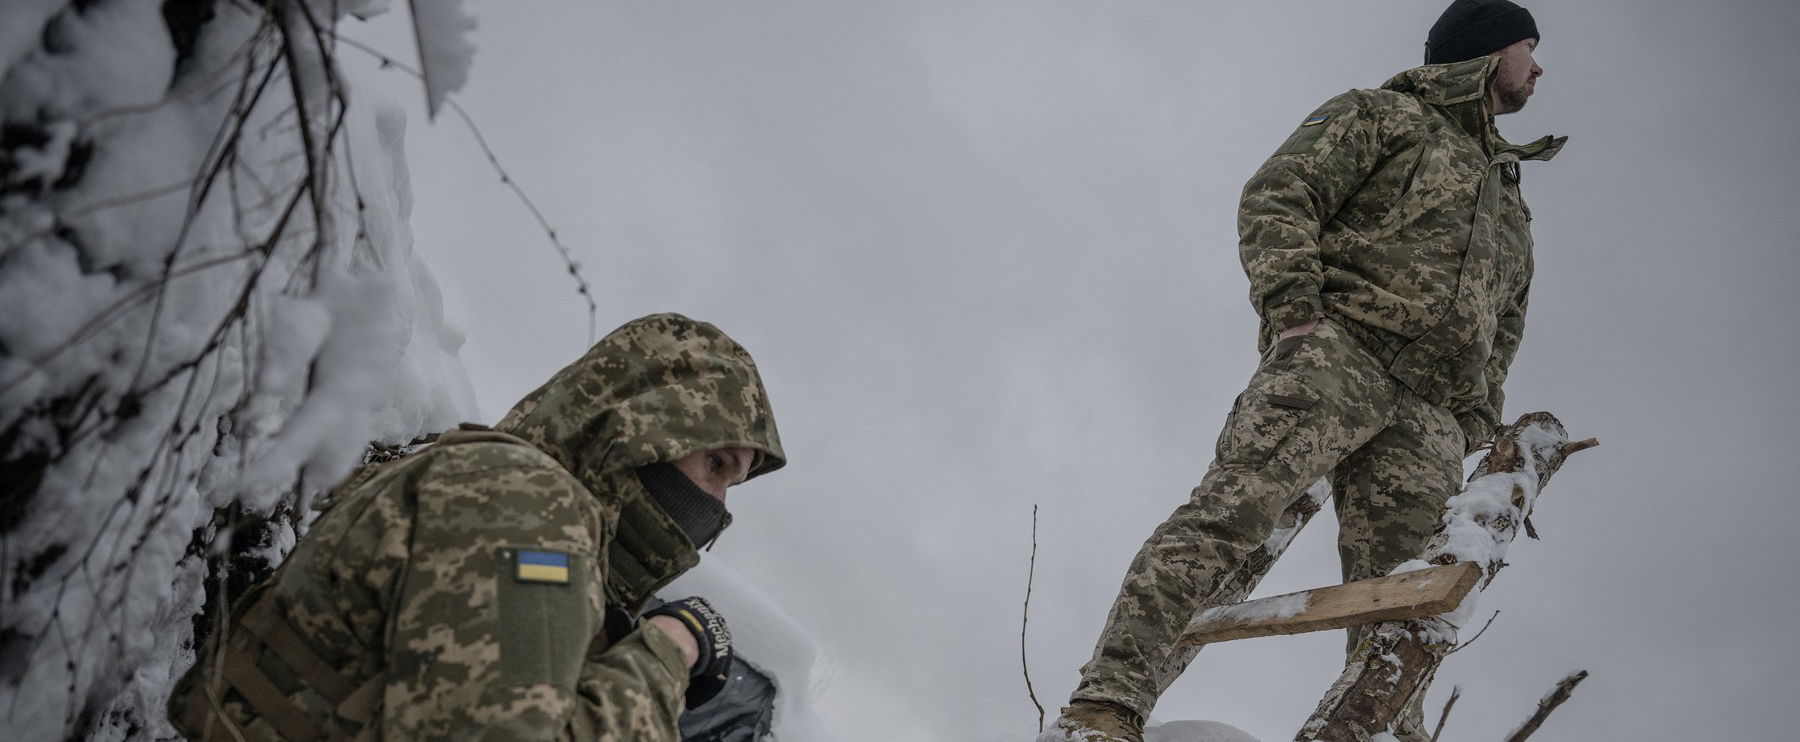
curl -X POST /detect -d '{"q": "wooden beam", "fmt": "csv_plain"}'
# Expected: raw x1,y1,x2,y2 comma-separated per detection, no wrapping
1176,562,1482,646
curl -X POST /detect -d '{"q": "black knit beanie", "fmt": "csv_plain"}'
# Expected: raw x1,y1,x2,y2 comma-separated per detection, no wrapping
1425,0,1539,65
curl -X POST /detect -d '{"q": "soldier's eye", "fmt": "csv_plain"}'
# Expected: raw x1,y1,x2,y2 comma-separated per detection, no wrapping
707,454,724,473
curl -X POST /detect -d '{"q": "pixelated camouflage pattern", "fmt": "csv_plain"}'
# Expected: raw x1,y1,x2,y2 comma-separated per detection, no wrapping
497,313,786,485
169,313,785,741
1239,57,1563,451
497,313,786,609
1067,60,1562,736
1073,320,1464,728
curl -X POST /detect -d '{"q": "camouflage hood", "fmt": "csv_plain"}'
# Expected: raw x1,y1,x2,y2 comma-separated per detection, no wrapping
1380,57,1497,110
1380,57,1564,159
496,313,785,487
168,314,784,739
495,314,785,606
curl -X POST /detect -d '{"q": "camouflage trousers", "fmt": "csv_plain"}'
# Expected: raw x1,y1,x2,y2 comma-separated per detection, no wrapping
1072,318,1463,734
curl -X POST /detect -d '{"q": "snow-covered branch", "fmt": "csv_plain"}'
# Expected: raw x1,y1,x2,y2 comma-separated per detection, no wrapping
1296,412,1596,741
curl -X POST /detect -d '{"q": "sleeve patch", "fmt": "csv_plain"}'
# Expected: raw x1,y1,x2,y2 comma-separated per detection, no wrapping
1272,105,1354,158
514,549,571,584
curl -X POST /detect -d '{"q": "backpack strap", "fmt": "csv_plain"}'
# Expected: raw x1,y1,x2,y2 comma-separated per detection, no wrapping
434,422,537,449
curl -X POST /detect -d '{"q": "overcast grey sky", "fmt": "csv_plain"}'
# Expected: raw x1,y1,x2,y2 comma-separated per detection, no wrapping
352,2,1799,739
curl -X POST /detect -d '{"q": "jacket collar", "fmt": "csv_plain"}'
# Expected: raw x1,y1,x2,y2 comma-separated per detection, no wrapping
439,423,700,610
1382,57,1565,161
491,314,785,608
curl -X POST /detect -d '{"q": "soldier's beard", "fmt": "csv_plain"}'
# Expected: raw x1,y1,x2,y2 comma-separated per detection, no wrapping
1494,79,1531,114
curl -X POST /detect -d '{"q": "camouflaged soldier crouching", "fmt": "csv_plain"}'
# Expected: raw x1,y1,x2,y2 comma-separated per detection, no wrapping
1046,37,1564,742
168,313,785,741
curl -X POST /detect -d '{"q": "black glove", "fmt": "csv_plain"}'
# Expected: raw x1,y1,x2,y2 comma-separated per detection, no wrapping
643,596,733,708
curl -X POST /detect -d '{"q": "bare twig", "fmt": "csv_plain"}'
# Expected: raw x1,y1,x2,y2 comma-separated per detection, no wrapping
1428,686,1459,742
1526,438,1595,540
1020,505,1047,731
1503,670,1589,742
1021,504,1045,732
275,0,340,291
1560,438,1599,457
74,16,274,129
1446,610,1500,655
122,13,281,397
0,245,269,399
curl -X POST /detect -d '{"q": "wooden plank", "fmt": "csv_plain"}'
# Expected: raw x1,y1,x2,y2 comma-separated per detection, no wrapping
1175,562,1482,646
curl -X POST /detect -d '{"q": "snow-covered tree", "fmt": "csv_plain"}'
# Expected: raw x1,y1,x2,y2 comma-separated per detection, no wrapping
0,2,474,737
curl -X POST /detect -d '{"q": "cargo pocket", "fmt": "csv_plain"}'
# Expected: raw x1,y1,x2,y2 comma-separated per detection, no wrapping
495,546,594,687
1215,383,1317,469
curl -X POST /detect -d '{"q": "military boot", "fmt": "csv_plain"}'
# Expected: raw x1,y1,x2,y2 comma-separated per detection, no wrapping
1036,700,1145,742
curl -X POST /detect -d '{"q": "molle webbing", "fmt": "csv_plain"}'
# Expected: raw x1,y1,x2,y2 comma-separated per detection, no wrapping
179,426,647,739
181,586,383,742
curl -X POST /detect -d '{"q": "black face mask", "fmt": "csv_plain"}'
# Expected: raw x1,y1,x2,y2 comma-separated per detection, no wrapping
635,462,733,550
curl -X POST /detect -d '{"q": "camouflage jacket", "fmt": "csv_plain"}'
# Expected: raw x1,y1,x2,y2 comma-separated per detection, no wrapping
1239,57,1565,445
169,314,785,741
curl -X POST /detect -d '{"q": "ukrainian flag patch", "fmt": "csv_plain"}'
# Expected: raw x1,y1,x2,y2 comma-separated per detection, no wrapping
515,549,571,584
1301,114,1331,127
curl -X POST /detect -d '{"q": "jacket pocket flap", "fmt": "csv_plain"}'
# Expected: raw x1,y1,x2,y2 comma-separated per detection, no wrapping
1265,393,1316,411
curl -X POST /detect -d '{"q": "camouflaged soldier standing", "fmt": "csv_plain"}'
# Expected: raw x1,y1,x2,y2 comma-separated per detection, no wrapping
168,313,786,741
1044,2,1564,741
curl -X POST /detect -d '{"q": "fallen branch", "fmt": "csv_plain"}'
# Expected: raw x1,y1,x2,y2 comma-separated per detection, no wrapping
1502,670,1588,742
1296,412,1596,741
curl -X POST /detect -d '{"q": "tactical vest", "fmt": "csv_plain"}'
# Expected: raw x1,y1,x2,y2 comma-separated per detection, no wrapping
168,427,640,741
170,577,385,741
